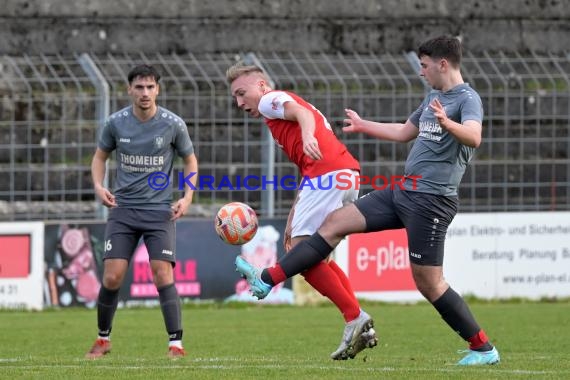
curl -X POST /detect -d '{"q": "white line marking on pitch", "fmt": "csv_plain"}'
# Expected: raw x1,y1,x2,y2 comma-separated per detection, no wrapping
1,363,569,376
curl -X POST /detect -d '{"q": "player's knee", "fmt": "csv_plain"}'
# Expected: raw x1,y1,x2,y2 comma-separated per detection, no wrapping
414,277,448,302
102,273,123,289
317,215,344,245
152,267,174,287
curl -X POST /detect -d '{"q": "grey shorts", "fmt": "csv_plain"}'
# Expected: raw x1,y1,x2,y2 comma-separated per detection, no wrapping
103,207,176,264
354,187,458,266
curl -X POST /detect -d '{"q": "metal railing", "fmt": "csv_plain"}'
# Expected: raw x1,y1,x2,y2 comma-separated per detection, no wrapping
0,51,568,220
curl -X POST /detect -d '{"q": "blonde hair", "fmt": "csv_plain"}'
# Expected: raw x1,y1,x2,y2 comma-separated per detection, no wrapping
226,62,269,84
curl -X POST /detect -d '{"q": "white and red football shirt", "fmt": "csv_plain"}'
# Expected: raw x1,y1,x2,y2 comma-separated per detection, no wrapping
259,90,359,178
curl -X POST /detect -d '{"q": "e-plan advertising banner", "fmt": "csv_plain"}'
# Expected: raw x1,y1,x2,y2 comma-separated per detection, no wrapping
335,212,570,301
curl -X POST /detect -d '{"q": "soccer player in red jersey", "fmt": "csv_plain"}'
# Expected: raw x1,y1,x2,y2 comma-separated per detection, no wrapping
227,63,377,360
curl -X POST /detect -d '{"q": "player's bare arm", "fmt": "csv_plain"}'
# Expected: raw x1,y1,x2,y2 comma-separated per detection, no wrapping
283,101,323,160
171,153,198,220
343,108,418,142
429,98,481,148
91,148,117,208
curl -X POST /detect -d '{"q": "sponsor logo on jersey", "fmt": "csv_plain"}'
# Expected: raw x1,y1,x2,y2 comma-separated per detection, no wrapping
119,137,131,143
162,249,173,255
120,153,164,166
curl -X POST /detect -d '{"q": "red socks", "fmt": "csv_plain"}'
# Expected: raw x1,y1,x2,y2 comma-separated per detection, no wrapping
327,260,357,299
468,330,490,350
265,258,361,324
302,261,360,322
266,264,287,285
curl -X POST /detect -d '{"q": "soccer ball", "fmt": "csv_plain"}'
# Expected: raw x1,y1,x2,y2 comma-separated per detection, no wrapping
214,202,258,245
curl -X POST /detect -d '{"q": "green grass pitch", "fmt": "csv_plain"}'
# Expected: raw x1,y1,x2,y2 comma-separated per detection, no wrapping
1,301,569,379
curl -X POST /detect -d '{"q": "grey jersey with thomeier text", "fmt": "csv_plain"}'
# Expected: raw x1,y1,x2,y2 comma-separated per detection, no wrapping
98,105,194,210
405,83,483,197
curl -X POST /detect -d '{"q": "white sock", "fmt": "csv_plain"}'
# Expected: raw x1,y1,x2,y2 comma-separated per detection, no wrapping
169,340,183,349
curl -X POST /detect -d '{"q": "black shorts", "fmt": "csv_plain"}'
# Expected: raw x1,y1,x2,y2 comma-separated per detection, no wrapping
103,208,176,264
354,187,458,266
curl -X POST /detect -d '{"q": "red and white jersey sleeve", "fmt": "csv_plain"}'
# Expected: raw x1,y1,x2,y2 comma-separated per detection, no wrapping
261,90,360,178
259,91,294,120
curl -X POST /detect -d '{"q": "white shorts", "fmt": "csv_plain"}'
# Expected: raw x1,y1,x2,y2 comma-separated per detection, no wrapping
291,169,359,238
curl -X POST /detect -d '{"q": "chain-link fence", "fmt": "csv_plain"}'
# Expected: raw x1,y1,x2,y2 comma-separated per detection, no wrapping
1,52,568,221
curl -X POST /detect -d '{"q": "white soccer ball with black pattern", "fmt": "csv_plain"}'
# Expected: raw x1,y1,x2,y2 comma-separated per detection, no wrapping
214,202,258,245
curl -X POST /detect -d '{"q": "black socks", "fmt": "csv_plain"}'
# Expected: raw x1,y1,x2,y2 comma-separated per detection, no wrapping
278,232,333,278
158,283,183,340
97,286,120,337
432,287,493,351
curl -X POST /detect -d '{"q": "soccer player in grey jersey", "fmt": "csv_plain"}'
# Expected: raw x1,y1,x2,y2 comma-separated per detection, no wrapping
86,65,198,359
235,36,500,365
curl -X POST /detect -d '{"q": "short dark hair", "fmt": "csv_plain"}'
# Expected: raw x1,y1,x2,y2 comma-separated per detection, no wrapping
418,36,462,67
127,64,161,84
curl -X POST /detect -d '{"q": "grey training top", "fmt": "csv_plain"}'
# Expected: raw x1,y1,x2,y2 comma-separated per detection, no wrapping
98,105,194,210
405,83,483,197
